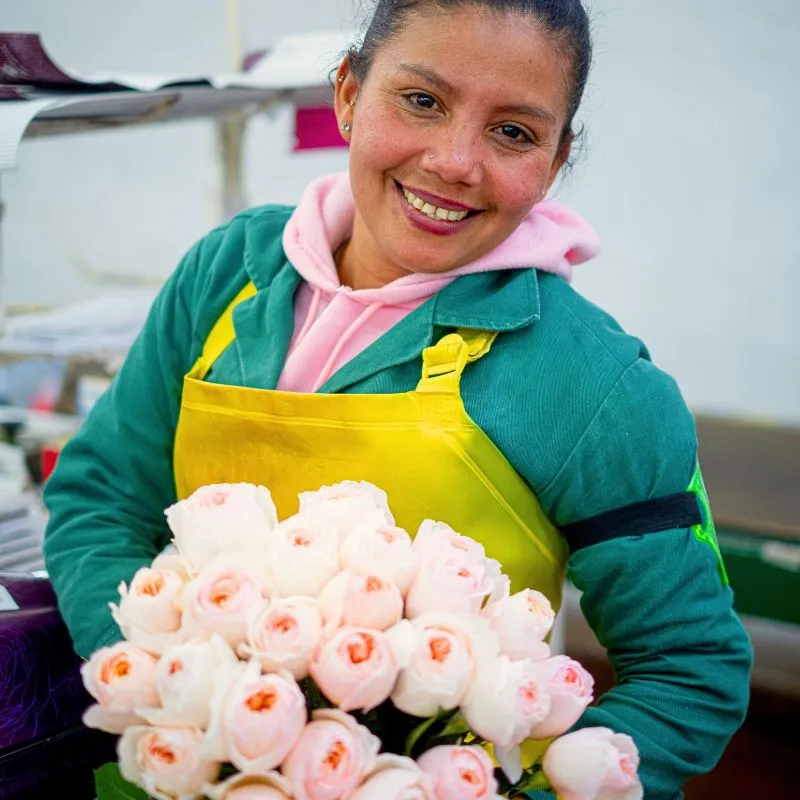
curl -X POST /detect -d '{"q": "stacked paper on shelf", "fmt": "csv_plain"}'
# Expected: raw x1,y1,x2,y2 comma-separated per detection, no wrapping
0,30,350,95
0,288,157,357
0,492,46,574
0,29,350,171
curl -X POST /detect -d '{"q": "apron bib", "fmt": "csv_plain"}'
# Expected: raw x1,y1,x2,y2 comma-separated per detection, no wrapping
173,282,567,608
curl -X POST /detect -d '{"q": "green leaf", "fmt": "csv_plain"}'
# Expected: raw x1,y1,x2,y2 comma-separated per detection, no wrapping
508,767,551,798
436,710,470,739
298,676,334,712
95,763,150,800
404,709,454,757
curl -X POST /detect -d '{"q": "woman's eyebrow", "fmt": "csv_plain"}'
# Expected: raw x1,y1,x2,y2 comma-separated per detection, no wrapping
397,63,458,96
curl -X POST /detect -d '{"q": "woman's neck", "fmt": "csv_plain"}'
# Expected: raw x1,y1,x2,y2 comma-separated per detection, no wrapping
334,217,410,290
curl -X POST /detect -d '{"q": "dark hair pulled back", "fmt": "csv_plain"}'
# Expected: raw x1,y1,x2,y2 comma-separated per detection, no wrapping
349,0,591,142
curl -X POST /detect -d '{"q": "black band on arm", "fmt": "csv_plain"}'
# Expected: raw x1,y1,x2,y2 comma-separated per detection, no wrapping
561,492,703,553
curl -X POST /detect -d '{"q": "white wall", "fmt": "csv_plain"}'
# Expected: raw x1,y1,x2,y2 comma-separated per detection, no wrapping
1,0,798,424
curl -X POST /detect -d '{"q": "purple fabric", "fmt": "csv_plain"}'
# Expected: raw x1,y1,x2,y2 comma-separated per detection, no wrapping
0,575,90,752
0,33,122,91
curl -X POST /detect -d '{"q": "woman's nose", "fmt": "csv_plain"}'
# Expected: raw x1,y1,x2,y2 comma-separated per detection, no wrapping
422,127,483,185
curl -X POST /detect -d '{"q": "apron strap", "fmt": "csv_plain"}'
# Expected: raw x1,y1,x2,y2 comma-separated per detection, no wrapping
416,329,499,393
188,281,257,380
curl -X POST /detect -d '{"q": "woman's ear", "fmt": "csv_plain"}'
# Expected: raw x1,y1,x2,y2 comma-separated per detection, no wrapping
333,56,359,141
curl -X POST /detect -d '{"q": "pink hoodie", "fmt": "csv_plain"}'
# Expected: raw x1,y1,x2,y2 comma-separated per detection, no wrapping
278,172,600,392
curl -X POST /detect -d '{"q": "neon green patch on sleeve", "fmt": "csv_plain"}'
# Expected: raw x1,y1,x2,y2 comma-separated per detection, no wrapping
688,462,730,586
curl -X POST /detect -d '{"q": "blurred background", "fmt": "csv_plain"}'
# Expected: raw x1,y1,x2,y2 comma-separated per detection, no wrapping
0,1,797,798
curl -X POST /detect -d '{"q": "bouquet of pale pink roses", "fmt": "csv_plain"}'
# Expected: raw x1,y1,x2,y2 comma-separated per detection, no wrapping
81,481,643,800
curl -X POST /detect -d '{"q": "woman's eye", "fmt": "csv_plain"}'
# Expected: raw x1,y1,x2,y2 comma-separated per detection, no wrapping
495,124,534,145
405,92,439,110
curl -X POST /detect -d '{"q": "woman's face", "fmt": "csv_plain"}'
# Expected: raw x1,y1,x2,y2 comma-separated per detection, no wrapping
334,4,574,288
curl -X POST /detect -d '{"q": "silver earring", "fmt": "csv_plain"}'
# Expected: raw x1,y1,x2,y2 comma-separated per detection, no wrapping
342,122,351,133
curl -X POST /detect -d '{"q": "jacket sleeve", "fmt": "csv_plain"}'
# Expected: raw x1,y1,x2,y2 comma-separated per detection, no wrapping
539,360,753,799
43,241,206,659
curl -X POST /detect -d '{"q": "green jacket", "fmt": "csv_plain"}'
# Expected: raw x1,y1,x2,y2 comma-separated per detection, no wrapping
43,206,751,799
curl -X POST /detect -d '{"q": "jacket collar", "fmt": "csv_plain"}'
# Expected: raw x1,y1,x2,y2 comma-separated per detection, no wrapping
237,210,542,392
320,269,541,393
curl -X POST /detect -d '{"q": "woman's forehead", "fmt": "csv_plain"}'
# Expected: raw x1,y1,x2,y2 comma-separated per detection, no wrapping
368,6,571,119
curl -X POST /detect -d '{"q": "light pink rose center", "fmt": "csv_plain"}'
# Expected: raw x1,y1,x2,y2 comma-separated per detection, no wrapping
380,529,398,543
195,490,229,509
269,613,298,640
428,635,452,663
620,755,637,783
527,593,545,613
246,688,278,713
205,575,248,610
364,576,385,592
168,659,184,676
322,738,348,776
444,561,479,590
342,633,376,667
292,533,314,547
136,572,166,597
556,665,589,696
456,754,488,794
145,734,178,766
100,654,131,684
518,679,540,713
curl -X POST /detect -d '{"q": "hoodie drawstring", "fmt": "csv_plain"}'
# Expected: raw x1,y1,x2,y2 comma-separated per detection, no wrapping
311,301,383,392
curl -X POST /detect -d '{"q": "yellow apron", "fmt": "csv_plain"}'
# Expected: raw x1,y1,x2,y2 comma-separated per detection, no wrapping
173,282,567,608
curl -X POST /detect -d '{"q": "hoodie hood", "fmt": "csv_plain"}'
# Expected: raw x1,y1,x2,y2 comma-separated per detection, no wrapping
276,172,600,393
282,172,600,306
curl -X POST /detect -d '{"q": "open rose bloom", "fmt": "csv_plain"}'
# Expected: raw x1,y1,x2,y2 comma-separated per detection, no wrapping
82,480,640,800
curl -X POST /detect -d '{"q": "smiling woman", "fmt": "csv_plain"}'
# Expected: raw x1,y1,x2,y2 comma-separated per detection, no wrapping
42,2,752,799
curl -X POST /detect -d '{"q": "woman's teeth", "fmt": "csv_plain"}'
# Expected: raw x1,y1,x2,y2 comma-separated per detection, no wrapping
402,187,470,222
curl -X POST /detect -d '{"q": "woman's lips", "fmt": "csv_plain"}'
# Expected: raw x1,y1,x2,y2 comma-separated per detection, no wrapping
396,180,482,213
394,182,481,236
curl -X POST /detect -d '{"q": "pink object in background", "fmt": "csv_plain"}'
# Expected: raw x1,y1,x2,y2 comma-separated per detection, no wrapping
294,106,348,151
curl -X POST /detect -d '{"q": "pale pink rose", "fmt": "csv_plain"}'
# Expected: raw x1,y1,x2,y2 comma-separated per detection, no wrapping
405,553,501,619
137,635,240,729
118,725,220,800
204,770,293,800
180,556,272,648
527,656,595,739
317,569,404,632
81,642,159,734
298,480,394,540
240,597,324,680
418,745,499,800
412,520,486,563
165,483,278,571
340,521,418,594
281,708,380,800
352,754,436,800
542,728,643,800
389,613,497,717
110,566,186,655
204,659,307,772
269,515,341,597
310,627,400,712
461,655,551,748
482,589,555,662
